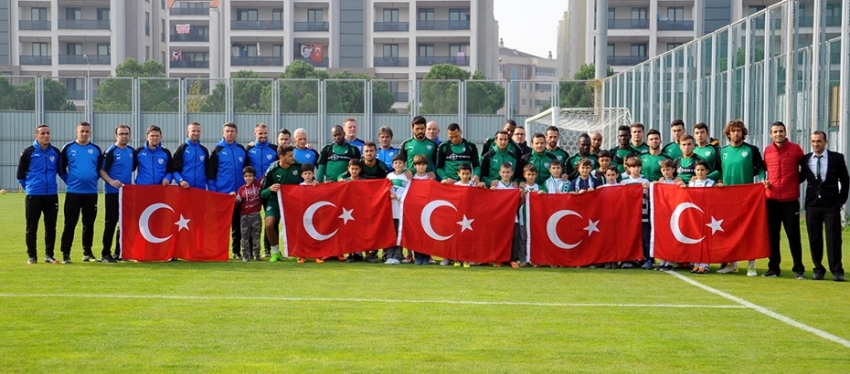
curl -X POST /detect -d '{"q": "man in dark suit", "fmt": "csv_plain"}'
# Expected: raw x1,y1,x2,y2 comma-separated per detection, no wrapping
801,131,849,282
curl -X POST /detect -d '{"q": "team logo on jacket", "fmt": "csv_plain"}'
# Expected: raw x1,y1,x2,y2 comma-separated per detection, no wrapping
266,154,273,160
88,149,94,154
199,155,205,161
158,158,164,165
742,151,748,157
426,145,433,150
141,152,147,157
222,151,228,156
49,156,55,162
329,154,339,161
704,151,710,157
292,170,298,175
238,157,243,163
544,162,551,168
70,150,76,157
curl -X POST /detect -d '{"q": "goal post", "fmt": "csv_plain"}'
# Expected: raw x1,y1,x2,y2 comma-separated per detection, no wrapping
524,107,633,154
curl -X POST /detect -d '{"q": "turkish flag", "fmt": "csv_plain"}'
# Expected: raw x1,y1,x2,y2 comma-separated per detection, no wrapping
279,180,396,258
120,185,233,261
651,183,769,263
311,44,324,62
528,185,644,266
400,180,520,263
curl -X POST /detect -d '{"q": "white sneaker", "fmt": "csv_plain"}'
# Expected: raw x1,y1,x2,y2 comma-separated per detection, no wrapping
717,265,738,274
384,259,394,264
747,266,758,277
440,259,451,266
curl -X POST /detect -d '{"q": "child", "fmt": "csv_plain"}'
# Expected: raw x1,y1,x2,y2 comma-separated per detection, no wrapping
386,154,409,265
655,159,679,271
515,164,544,268
443,163,477,268
686,159,715,274
571,158,599,194
235,166,263,262
411,154,432,265
621,156,652,270
491,163,517,267
599,166,621,187
544,161,571,194
339,159,363,181
592,150,613,180
297,164,324,264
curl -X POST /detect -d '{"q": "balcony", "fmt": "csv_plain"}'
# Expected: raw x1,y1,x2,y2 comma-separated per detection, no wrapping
373,57,409,67
293,22,329,32
657,20,693,31
231,56,284,67
415,56,470,66
59,55,111,64
416,20,470,30
749,18,783,30
374,22,409,32
298,58,329,67
170,60,210,68
58,20,110,30
170,34,210,42
798,15,841,28
170,7,209,16
607,55,648,65
20,55,52,65
607,19,649,29
231,20,284,30
19,20,51,30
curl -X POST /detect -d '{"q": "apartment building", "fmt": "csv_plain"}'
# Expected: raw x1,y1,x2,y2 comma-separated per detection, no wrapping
561,0,782,75
497,39,557,116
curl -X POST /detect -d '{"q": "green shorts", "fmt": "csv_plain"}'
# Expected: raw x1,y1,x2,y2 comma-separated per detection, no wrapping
264,201,281,219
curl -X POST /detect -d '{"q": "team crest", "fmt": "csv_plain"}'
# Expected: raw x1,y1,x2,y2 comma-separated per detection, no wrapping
544,162,551,168
266,154,273,160
238,157,243,163
426,145,433,150
742,151,748,157
158,158,164,164
306,154,312,159
292,170,298,175
200,155,205,161
88,149,94,154
704,151,710,156
49,156,55,162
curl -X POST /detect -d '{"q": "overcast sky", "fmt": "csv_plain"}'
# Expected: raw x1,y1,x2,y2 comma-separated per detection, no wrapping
494,0,568,59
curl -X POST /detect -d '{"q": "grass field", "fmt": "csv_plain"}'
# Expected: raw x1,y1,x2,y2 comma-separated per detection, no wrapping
1,193,849,373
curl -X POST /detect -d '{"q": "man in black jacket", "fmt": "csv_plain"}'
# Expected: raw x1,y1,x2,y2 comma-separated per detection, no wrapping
800,131,849,282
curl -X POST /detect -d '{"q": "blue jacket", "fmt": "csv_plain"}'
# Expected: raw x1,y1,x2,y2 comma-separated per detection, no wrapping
17,140,62,195
60,141,103,194
377,146,399,170
206,139,247,194
172,139,209,189
294,147,319,166
101,144,135,194
134,142,173,185
246,139,277,180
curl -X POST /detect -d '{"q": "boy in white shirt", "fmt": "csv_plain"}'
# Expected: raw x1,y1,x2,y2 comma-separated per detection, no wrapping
386,154,409,265
544,162,571,194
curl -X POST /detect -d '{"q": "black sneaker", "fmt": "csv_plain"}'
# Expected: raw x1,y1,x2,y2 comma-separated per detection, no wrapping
28,257,37,264
44,256,59,264
345,256,357,263
232,253,241,260
82,254,98,262
62,255,72,264
834,274,845,282
101,254,118,263
812,273,825,281
762,270,780,278
794,271,805,280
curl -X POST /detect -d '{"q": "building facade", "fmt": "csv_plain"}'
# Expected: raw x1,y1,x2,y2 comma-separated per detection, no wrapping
498,39,558,116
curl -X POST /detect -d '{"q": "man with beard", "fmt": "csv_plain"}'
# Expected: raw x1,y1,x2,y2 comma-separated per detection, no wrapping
436,123,481,183
565,133,598,179
589,131,604,155
544,126,570,168
173,121,209,190
480,130,522,186
317,125,362,182
481,120,522,157
99,125,134,263
693,122,721,175
340,141,389,180
262,146,304,262
638,129,671,182
399,116,438,177
519,133,559,185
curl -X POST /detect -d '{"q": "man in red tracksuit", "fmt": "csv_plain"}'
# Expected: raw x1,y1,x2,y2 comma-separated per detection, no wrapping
762,121,805,278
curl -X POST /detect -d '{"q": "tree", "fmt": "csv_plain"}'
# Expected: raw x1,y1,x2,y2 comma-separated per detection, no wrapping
186,78,207,113
419,64,505,114
93,59,178,112
201,70,270,113
326,70,395,113
0,77,76,111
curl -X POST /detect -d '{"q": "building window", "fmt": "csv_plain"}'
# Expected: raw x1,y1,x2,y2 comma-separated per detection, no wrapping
273,9,283,21
307,9,323,23
32,43,48,56
32,7,47,21
607,43,615,56
608,8,614,19
631,43,647,57
384,8,399,22
667,7,684,21
498,65,503,76
418,8,434,21
161,19,166,42
383,44,399,58
67,78,83,91
66,43,82,55
237,9,258,21
145,12,150,35
161,51,166,65
66,8,82,20
418,44,434,57
521,99,527,107
146,46,150,60
521,83,527,90
97,43,110,56
233,44,258,57
631,7,647,20
96,8,110,21
449,44,467,56
449,8,470,21
667,43,682,51
273,44,283,57
748,6,765,16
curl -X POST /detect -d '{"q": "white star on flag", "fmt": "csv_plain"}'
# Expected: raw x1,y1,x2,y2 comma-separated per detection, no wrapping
339,208,355,225
706,216,724,235
584,219,600,236
174,215,190,232
457,215,474,232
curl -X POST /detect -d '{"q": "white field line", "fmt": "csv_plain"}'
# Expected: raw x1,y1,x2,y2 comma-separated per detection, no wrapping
668,271,850,349
0,293,745,309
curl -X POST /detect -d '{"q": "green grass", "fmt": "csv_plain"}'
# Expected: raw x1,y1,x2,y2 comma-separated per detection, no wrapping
1,193,849,373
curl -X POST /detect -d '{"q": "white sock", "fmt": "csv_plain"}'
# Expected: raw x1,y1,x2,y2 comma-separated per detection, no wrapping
271,245,280,254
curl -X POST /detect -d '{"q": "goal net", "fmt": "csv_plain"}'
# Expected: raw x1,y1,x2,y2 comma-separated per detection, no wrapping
524,107,633,154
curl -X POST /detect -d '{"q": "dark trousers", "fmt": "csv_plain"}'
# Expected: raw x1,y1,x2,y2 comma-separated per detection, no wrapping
384,219,403,260
60,193,98,256
766,199,804,273
806,205,844,276
102,193,120,258
642,221,652,261
231,201,242,256
25,194,59,259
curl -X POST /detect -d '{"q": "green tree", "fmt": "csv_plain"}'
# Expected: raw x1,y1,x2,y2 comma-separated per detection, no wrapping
93,59,178,112
186,78,207,113
419,64,505,114
201,70,270,113
326,70,395,113
0,77,76,111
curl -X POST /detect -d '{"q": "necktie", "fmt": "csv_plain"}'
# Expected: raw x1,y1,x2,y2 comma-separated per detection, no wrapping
815,155,822,181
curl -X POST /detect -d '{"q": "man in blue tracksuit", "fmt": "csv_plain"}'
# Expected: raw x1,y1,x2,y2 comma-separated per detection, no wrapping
207,122,248,259
99,124,134,263
134,125,173,186
172,121,209,190
246,122,278,258
60,121,104,263
18,124,62,264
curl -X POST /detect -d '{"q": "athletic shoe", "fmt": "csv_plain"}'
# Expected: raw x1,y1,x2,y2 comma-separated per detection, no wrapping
834,274,845,282
81,254,97,262
62,256,72,264
101,254,118,263
402,255,413,263
812,272,824,281
510,262,520,269
270,253,282,262
440,259,451,266
366,257,378,264
384,258,394,264
621,262,634,269
641,260,653,270
493,263,502,268
242,258,249,262
28,257,37,264
659,264,673,272
794,271,806,280
762,270,780,278
717,265,738,274
315,258,324,264
168,258,178,262
690,266,699,273
519,261,529,267
345,256,356,263
463,262,470,268
694,267,709,274
297,258,305,264
232,253,241,260
44,257,59,264
262,251,271,259
253,256,260,261
746,266,757,276
428,258,436,264
453,261,461,267
603,263,612,269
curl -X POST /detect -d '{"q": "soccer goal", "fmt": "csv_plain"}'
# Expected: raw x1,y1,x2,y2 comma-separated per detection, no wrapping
524,107,633,154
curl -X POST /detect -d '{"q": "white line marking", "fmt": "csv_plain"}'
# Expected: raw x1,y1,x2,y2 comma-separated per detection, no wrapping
668,271,850,349
0,293,745,309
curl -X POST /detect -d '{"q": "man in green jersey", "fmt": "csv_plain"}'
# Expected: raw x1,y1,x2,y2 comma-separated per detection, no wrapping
481,119,522,157
674,134,718,185
520,133,560,185
261,146,303,262
565,133,598,179
544,126,570,167
317,125,361,182
481,130,522,186
436,123,481,183
639,129,671,182
339,141,389,180
693,122,721,173
610,125,639,174
630,122,649,154
662,119,687,160
399,115,438,177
